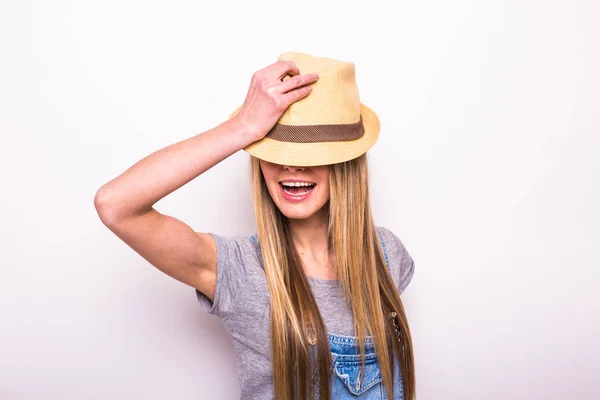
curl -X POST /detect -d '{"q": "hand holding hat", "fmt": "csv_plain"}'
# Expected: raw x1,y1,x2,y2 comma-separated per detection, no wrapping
231,61,319,143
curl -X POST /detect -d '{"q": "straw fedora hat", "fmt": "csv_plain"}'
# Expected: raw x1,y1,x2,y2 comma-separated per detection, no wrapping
229,51,380,167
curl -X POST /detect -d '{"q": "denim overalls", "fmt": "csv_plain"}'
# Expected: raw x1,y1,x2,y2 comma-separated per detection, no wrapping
250,232,404,399
325,331,403,399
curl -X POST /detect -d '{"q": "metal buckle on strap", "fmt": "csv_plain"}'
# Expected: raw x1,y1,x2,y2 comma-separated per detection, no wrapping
390,311,402,342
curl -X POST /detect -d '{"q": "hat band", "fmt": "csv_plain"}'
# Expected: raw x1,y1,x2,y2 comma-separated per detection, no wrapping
265,115,365,143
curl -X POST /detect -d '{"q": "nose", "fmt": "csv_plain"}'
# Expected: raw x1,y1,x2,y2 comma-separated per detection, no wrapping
283,165,305,173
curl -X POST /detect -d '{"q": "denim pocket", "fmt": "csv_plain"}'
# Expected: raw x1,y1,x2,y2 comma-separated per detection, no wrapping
332,352,385,398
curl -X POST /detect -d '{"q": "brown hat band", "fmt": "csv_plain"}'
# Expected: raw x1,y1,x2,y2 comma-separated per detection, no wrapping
265,116,365,144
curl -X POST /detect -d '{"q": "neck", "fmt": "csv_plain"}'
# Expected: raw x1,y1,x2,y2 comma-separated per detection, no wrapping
287,206,338,280
287,206,329,256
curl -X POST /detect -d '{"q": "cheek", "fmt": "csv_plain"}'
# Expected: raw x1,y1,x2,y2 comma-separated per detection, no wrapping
319,172,330,198
265,178,283,203
268,181,280,198
312,180,329,206
260,166,278,190
259,165,270,181
318,169,330,187
319,184,331,203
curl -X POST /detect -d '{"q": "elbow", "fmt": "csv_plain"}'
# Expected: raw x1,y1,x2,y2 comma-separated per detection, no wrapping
94,186,151,229
94,186,119,228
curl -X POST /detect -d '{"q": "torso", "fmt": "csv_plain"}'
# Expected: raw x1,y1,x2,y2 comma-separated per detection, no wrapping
195,226,414,399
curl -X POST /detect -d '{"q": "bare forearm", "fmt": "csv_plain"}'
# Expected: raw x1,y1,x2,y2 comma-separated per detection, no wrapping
94,117,254,222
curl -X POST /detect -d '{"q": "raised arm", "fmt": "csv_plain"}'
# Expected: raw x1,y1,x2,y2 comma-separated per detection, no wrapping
94,61,318,300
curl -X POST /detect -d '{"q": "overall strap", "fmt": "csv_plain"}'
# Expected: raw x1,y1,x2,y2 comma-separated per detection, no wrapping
376,229,392,273
377,229,404,344
249,234,264,264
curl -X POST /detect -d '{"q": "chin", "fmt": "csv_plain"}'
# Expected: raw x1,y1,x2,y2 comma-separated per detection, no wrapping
278,204,328,220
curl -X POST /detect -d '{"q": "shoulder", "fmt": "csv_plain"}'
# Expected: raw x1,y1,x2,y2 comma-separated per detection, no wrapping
375,226,409,258
375,226,415,294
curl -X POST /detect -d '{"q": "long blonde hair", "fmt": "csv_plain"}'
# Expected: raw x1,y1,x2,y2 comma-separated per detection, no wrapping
250,154,415,399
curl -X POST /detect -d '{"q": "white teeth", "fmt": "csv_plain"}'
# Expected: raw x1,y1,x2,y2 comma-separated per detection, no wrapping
281,181,315,187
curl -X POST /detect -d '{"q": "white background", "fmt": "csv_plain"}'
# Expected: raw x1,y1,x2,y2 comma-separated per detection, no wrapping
1,0,598,399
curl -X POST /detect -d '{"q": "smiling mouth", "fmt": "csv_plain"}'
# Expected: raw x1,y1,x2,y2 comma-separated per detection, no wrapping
279,182,316,196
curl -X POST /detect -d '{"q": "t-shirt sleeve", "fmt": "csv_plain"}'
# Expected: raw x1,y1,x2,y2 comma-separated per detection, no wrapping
195,233,249,318
377,226,415,294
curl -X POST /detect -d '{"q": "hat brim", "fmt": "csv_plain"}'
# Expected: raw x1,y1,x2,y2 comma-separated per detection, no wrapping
228,104,380,166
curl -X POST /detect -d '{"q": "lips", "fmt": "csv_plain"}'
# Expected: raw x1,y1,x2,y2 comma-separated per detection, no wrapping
279,181,316,202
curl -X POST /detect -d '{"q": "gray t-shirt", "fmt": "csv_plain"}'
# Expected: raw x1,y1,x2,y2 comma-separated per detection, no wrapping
195,226,415,399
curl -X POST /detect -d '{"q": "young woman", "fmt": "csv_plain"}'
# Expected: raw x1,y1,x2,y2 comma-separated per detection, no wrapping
95,52,416,400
